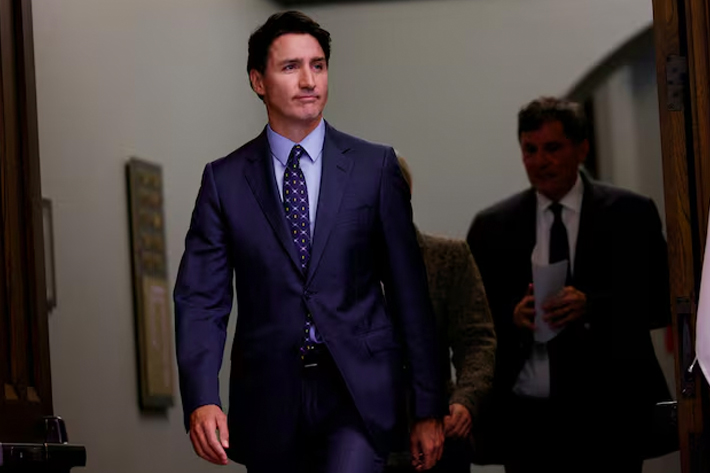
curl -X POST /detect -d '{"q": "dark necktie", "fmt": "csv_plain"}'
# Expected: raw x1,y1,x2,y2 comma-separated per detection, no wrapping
549,202,569,264
282,145,321,361
283,145,311,270
549,202,572,282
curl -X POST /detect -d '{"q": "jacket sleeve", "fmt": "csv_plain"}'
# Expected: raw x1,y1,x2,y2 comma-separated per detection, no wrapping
173,162,233,431
448,241,497,420
377,147,448,420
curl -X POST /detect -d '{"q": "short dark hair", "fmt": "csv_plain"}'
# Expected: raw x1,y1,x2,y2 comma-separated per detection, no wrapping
518,97,588,143
247,11,331,80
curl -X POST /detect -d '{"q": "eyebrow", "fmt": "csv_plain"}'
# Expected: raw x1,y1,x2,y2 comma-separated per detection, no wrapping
278,56,326,65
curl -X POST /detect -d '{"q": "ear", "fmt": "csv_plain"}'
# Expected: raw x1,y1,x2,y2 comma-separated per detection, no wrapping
249,69,265,97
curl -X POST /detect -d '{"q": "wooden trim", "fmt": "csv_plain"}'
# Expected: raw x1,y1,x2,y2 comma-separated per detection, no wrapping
0,0,8,408
653,0,710,470
0,0,53,442
17,0,53,412
0,0,30,406
652,1,696,471
685,0,710,248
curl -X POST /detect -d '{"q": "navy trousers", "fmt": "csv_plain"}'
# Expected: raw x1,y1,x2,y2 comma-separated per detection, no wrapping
247,353,386,473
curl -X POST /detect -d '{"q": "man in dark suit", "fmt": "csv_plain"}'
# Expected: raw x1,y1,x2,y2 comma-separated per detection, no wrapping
466,97,671,473
173,11,446,473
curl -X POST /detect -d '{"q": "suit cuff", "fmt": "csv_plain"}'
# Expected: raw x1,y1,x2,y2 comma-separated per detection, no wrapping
413,391,449,420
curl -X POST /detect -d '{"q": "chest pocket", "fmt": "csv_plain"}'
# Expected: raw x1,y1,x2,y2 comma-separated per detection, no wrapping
336,205,373,229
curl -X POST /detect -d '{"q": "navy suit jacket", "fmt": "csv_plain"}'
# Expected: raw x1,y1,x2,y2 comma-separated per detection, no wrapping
174,123,446,464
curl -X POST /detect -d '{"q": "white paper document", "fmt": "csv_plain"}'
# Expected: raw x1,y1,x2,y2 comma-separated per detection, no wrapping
532,260,568,343
696,210,710,384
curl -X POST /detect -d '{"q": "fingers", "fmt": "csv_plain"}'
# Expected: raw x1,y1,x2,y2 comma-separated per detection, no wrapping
515,307,536,330
519,313,536,330
200,420,228,465
543,287,585,310
451,418,472,438
448,420,465,438
216,415,230,449
543,300,585,328
543,292,583,320
190,421,225,465
514,294,536,330
460,420,472,438
543,305,569,323
417,442,441,470
452,412,471,438
548,309,584,328
542,293,571,311
432,431,444,465
190,407,229,465
443,415,454,437
444,413,460,437
410,421,444,471
410,437,423,469
189,428,208,462
445,407,472,438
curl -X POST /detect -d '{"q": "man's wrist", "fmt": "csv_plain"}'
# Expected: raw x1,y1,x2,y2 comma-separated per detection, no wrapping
413,416,442,424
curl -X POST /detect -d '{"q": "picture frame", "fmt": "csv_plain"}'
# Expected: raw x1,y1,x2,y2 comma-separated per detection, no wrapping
126,158,175,410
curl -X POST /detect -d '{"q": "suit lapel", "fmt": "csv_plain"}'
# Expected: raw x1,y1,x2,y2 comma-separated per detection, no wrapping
306,125,353,285
517,190,537,349
572,174,598,287
519,189,537,285
243,129,302,273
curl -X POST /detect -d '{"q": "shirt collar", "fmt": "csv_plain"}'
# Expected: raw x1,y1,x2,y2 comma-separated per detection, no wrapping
536,173,584,215
266,118,325,166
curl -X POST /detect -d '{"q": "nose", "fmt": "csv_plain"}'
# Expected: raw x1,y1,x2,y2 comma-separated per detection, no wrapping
525,152,549,172
532,150,552,166
299,68,315,90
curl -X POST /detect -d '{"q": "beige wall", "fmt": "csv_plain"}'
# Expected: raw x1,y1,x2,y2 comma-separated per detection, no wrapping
302,0,654,238
33,1,273,472
32,0,658,472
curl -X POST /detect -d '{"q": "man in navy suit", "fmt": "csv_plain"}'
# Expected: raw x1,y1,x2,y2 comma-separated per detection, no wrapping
174,11,446,473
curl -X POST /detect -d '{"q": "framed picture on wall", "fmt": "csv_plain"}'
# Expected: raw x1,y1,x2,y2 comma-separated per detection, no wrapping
126,158,175,410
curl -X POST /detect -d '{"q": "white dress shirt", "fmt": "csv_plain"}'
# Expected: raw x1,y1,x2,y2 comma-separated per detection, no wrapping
513,175,584,398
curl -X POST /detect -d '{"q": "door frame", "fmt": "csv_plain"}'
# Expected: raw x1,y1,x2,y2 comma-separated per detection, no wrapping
653,0,710,471
0,0,53,442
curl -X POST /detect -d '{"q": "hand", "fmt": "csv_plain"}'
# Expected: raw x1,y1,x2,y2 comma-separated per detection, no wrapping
542,286,587,329
410,418,444,471
189,404,230,465
443,403,472,438
513,284,536,331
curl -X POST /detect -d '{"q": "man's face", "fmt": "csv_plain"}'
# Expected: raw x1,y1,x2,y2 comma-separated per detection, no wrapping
250,33,328,129
520,120,588,201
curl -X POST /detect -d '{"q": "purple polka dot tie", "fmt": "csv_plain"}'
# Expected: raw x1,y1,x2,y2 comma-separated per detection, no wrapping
283,145,311,271
283,145,321,361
